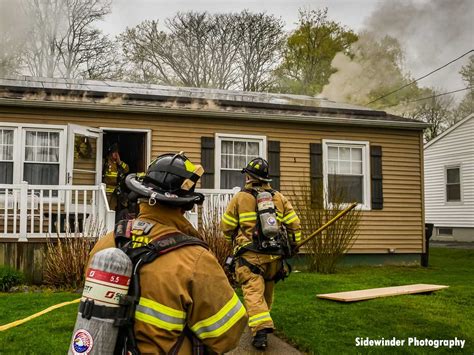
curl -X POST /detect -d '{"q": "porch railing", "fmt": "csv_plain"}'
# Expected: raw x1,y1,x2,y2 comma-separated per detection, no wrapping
0,182,115,241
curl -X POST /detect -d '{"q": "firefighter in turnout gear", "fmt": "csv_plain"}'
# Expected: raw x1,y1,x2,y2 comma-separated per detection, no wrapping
103,143,129,210
221,157,301,350
89,152,247,354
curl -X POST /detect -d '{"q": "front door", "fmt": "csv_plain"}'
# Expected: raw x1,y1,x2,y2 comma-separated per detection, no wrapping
66,124,102,186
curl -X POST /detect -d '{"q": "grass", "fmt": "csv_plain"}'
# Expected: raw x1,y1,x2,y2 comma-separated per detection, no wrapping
272,248,474,354
0,248,472,354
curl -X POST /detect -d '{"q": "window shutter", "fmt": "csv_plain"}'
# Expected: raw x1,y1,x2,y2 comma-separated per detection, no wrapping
267,141,280,191
310,143,323,207
370,145,383,210
201,137,215,189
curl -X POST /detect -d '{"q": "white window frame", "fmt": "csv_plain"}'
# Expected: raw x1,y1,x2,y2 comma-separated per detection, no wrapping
0,123,67,187
322,139,371,210
0,127,19,184
215,133,267,191
444,164,463,204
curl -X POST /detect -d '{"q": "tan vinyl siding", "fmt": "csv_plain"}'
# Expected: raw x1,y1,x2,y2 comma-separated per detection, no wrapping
0,106,424,253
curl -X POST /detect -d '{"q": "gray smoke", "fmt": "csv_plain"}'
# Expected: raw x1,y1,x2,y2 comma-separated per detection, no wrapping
366,0,472,90
322,0,473,105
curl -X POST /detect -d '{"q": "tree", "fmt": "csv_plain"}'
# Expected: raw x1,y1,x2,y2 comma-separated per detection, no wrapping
455,55,474,118
235,11,284,91
22,0,117,79
120,11,285,90
274,8,358,95
411,89,455,142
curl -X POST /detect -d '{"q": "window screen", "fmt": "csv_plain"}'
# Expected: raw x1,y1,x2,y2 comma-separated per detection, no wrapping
446,167,461,202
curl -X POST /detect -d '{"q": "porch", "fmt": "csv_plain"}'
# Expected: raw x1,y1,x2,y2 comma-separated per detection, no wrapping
0,182,237,241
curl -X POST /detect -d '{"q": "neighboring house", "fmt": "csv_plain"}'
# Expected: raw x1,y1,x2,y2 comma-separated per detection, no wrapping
424,114,474,242
0,76,429,280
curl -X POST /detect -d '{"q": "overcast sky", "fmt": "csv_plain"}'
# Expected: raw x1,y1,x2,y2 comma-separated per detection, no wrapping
100,0,473,97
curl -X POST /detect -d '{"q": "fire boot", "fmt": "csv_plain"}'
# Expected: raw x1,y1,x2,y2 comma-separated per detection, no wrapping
252,329,269,350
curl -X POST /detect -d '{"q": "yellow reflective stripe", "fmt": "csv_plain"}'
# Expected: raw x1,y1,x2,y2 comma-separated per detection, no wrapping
135,297,186,332
190,293,246,339
223,213,238,223
239,212,257,218
294,231,302,242
282,211,296,222
240,217,257,223
139,297,186,318
184,159,196,172
284,215,299,224
248,311,272,327
222,214,238,228
105,173,118,177
106,187,115,193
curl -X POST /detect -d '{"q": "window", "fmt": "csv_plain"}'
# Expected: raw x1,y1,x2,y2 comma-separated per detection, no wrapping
216,134,265,189
0,129,14,184
438,228,453,236
24,131,60,185
323,140,370,209
446,166,461,202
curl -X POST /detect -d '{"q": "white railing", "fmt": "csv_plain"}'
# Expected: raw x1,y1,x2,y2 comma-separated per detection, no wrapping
186,188,240,229
0,182,115,240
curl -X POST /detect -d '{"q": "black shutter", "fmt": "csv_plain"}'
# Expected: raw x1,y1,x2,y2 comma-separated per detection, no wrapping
310,143,324,207
370,145,383,210
201,137,215,189
267,141,280,191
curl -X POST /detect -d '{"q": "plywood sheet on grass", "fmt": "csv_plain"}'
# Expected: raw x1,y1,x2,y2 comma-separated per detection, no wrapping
317,284,449,302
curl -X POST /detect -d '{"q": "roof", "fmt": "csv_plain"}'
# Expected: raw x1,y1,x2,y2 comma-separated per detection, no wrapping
0,76,429,130
424,113,474,149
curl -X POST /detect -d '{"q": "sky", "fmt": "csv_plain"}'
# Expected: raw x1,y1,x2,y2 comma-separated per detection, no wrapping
100,0,473,98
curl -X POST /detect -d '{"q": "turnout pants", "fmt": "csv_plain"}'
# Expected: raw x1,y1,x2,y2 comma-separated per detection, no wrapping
235,251,281,336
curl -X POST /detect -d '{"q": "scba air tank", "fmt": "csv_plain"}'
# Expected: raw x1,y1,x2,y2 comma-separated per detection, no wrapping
256,191,279,238
69,248,133,355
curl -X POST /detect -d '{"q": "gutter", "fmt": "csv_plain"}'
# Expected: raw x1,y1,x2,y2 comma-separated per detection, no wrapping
0,98,430,130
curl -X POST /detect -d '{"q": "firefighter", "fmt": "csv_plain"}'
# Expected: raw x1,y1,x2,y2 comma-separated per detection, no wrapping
89,152,247,354
103,143,129,211
221,157,301,350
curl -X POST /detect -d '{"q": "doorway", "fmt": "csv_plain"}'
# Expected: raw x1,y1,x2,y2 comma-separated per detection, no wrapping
102,129,151,174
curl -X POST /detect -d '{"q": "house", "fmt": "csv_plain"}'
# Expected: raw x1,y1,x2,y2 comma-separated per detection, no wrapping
0,76,429,280
424,114,474,242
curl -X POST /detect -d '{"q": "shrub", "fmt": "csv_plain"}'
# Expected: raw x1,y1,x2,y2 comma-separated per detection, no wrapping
0,266,24,292
43,236,98,289
290,180,361,274
199,206,234,284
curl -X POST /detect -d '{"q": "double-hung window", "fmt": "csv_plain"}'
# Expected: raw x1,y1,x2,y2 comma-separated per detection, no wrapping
323,140,370,209
0,129,14,184
445,166,461,202
0,124,65,188
216,134,266,189
24,130,61,185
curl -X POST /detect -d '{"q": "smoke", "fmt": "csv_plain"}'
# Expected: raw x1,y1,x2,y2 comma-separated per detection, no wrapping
366,0,472,89
0,0,31,76
322,0,473,106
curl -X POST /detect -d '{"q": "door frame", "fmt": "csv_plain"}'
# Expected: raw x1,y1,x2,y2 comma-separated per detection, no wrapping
66,124,103,185
100,127,152,168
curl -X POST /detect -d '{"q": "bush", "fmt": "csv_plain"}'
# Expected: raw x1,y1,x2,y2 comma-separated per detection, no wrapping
199,206,234,284
291,180,361,274
43,236,97,289
0,266,24,291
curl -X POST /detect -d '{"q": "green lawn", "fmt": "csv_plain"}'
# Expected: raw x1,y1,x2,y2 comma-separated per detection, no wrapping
272,248,474,354
0,248,472,354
